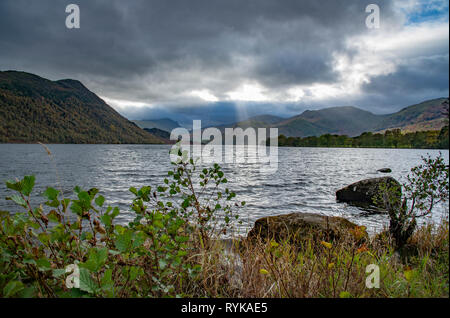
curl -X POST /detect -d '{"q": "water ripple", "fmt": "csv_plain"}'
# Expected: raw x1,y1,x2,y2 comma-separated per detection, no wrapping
0,144,448,235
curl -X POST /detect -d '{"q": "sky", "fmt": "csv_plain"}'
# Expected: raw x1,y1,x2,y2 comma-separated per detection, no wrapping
0,0,448,127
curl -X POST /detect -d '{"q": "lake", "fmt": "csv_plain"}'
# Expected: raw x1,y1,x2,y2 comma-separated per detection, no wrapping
0,144,448,235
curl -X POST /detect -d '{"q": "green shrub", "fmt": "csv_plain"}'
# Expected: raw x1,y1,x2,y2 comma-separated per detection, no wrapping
375,153,449,249
0,148,243,297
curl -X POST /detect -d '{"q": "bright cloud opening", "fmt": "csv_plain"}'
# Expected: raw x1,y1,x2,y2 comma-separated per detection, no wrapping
189,89,219,102
226,83,268,102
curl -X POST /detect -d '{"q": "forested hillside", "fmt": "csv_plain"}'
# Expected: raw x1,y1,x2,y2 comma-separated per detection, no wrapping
277,126,449,149
0,71,163,144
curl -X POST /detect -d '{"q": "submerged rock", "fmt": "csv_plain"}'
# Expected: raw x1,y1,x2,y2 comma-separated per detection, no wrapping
336,176,401,210
247,212,367,244
377,168,392,173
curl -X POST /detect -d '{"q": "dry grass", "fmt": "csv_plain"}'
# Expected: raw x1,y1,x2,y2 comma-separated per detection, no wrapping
181,220,449,298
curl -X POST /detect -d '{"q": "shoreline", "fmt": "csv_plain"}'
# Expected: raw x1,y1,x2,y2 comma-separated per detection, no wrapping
1,142,448,150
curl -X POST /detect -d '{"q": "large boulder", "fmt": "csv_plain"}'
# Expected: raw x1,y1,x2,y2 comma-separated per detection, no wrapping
336,176,401,210
247,212,367,245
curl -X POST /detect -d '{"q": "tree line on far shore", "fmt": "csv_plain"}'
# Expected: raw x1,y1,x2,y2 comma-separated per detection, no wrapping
276,126,449,149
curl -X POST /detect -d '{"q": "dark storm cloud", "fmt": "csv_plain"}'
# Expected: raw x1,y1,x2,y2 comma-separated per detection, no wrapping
356,53,449,113
0,1,396,89
0,0,447,122
362,55,449,94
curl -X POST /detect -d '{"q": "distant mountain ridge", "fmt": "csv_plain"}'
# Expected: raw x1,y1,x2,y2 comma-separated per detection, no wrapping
210,114,286,133
277,106,382,137
374,98,449,133
1,71,447,143
143,127,171,140
0,71,163,143
132,118,181,132
217,98,448,137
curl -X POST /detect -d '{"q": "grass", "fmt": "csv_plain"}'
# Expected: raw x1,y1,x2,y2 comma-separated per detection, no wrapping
180,220,449,298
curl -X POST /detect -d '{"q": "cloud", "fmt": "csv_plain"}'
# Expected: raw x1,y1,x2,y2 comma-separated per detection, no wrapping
0,0,448,123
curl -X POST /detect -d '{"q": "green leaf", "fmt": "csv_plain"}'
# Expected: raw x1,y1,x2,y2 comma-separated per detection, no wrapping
36,258,52,271
6,180,23,192
43,187,59,201
52,269,66,278
339,291,352,298
129,266,141,281
115,231,133,252
132,232,145,248
38,232,50,244
181,199,190,209
96,248,108,265
21,176,35,196
101,269,114,291
83,247,108,272
129,187,138,196
3,280,24,297
100,214,112,227
95,195,105,207
23,258,37,265
70,202,83,215
175,235,189,243
68,288,85,297
78,191,91,204
79,268,97,294
157,186,167,192
18,286,36,298
45,199,60,208
88,188,99,199
111,207,120,219
404,269,415,282
153,220,164,229
6,195,27,208
47,210,61,223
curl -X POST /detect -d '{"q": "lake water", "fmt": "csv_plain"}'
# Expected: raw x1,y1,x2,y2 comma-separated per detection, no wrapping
0,144,448,235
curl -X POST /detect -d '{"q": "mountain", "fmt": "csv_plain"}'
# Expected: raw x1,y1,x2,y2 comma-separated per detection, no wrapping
277,106,383,137
2,71,446,143
143,127,171,140
218,98,448,137
0,71,163,144
133,118,181,132
244,114,286,125
208,114,285,133
375,98,448,133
